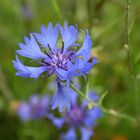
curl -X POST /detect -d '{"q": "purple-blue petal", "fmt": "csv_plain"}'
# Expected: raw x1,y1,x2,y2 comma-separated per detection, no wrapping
81,92,99,109
30,94,50,119
29,94,49,109
70,92,78,105
51,82,72,112
56,61,79,82
34,23,58,50
17,102,31,121
75,57,97,75
39,95,50,109
59,22,78,51
84,107,103,127
29,94,40,105
12,56,47,78
56,67,69,81
80,127,93,140
61,128,77,140
47,114,65,129
76,30,92,62
16,34,46,60
88,92,99,102
17,94,50,120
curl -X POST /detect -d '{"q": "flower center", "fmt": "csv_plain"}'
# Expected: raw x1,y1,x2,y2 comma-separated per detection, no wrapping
67,106,84,125
51,53,68,70
41,43,74,72
31,103,45,119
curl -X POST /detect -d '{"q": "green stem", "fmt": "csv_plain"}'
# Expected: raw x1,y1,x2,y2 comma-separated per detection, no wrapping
51,0,62,19
125,0,139,117
70,84,98,106
70,83,137,125
70,84,97,106
125,0,132,74
100,106,137,124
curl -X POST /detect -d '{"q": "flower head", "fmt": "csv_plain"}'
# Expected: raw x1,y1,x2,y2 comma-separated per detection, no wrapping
13,22,96,81
13,22,97,112
49,92,103,140
17,94,49,121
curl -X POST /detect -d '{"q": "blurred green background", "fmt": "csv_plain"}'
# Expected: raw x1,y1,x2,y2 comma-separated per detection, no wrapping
0,0,140,140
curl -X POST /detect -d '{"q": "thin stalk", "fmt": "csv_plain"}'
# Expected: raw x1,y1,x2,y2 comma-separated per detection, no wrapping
51,0,62,19
0,68,13,101
125,0,132,74
70,83,98,106
70,83,137,125
125,0,139,117
100,106,137,124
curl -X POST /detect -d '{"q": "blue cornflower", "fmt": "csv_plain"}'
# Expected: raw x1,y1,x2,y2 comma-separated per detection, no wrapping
49,92,103,140
13,22,97,112
17,94,50,121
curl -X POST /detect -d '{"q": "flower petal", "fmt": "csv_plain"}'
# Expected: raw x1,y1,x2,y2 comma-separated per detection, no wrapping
34,23,58,50
84,107,103,127
75,57,97,75
80,127,93,140
88,92,99,102
51,82,72,112
12,56,47,78
30,95,50,119
59,22,78,51
81,92,99,109
56,61,80,81
61,128,77,140
17,102,31,121
16,34,46,60
29,94,39,105
76,30,92,62
56,68,69,82
29,94,50,108
47,114,65,129
39,95,50,109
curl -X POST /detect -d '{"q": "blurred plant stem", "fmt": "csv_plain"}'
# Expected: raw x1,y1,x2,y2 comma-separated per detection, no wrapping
124,0,140,117
125,0,132,74
70,83,137,125
95,0,108,12
87,0,108,28
51,0,62,19
0,67,13,101
70,83,98,106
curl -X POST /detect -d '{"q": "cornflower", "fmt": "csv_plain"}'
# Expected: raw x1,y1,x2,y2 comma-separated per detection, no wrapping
17,94,49,121
48,92,103,140
13,22,96,112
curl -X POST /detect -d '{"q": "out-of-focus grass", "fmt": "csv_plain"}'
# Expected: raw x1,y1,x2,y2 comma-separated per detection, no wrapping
0,0,140,140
